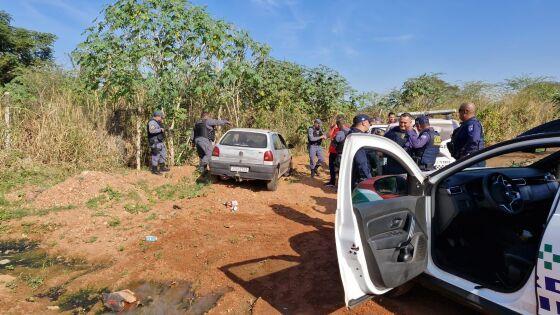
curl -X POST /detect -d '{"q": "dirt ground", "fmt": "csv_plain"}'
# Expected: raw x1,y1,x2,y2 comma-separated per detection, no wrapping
0,156,479,314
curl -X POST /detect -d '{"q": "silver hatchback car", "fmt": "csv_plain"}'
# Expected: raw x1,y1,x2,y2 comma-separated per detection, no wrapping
209,128,293,191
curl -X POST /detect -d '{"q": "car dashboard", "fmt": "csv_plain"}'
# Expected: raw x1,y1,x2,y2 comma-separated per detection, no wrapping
435,167,559,233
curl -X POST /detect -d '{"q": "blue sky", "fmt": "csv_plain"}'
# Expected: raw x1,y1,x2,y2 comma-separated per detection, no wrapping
1,0,559,92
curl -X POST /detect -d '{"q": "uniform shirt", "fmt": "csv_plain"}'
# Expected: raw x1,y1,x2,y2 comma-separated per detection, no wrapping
191,118,229,141
334,127,351,143
349,127,372,186
405,129,429,150
450,117,484,159
308,126,324,145
148,119,164,135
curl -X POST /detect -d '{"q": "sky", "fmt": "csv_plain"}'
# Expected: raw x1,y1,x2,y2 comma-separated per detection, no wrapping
1,0,560,92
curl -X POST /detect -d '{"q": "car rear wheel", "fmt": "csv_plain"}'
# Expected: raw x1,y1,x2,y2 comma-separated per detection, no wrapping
266,168,279,191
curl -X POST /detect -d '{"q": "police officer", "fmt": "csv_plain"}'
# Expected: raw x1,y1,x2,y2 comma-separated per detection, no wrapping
449,102,485,166
349,114,372,187
192,112,230,173
147,111,170,175
308,119,327,177
383,113,414,174
407,116,441,171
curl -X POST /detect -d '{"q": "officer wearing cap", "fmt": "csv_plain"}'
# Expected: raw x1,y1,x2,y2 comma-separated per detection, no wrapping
349,114,372,187
383,113,414,174
192,112,231,174
147,110,170,175
308,118,327,177
449,102,485,166
407,116,441,171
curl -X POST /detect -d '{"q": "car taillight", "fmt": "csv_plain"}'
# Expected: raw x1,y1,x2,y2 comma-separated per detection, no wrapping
212,146,220,157
263,150,274,162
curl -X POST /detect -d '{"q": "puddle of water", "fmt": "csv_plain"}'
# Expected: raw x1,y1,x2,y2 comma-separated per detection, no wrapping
119,281,231,315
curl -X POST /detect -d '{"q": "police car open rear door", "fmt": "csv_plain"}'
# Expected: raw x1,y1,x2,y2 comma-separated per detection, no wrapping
335,133,429,308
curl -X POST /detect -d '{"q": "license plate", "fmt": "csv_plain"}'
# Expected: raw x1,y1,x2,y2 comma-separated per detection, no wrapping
230,166,249,173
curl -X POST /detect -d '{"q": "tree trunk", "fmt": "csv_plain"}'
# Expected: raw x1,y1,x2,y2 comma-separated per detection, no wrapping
168,97,182,166
3,95,10,150
135,103,142,170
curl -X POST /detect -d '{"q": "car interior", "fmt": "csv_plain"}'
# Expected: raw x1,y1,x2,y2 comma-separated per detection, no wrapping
351,143,560,292
433,146,560,292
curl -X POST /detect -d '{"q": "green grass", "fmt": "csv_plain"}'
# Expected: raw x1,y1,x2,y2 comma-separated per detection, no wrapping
145,213,157,221
108,217,120,227
58,288,102,312
85,195,107,209
0,205,75,222
85,236,97,243
154,177,208,201
21,274,44,289
101,186,122,201
124,203,150,214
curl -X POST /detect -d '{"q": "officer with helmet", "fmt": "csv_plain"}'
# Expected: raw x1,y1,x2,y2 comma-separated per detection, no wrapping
407,115,441,171
192,112,230,174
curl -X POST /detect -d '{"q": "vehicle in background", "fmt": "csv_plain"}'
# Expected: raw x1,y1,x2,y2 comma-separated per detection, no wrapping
370,110,459,169
209,128,293,191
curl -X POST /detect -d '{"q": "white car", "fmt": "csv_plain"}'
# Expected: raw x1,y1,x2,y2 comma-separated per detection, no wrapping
209,128,293,191
336,120,560,314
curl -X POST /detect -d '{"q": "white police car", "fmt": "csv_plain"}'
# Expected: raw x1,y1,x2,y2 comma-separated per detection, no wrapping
336,119,560,314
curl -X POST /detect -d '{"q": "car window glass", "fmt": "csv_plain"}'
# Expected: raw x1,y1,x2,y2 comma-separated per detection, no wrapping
352,147,412,205
272,134,284,150
485,147,560,168
278,134,288,149
220,131,268,148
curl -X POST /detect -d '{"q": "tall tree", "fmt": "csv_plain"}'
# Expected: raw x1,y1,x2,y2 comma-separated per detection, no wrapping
0,11,56,84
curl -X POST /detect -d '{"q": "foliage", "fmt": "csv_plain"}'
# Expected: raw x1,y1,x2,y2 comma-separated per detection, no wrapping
0,11,56,84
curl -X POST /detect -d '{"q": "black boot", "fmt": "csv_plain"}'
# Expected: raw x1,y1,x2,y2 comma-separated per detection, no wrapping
159,164,170,172
311,169,316,178
151,166,162,175
313,165,320,175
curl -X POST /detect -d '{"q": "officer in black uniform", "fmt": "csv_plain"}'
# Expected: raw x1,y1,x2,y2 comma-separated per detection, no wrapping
407,116,441,171
192,112,230,173
349,114,372,187
449,102,485,167
147,111,170,175
383,112,414,174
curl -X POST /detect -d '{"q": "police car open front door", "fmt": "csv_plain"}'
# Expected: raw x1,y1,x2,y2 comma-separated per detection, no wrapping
335,133,428,308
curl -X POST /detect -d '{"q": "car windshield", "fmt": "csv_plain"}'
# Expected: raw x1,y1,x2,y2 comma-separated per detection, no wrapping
220,131,268,148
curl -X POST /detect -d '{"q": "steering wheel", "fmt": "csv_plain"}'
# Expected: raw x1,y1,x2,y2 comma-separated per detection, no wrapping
482,172,524,215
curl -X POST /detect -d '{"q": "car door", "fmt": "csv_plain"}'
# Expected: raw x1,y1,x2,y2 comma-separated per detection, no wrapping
272,133,288,174
336,133,428,307
535,189,560,314
277,133,290,173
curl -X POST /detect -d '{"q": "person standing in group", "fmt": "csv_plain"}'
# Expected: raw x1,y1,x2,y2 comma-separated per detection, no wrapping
147,111,170,175
449,102,485,166
384,113,414,174
308,119,327,177
387,112,397,125
407,116,441,171
326,116,350,187
192,112,230,174
349,114,372,187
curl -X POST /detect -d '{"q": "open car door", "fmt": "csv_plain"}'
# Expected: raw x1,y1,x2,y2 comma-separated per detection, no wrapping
335,133,429,307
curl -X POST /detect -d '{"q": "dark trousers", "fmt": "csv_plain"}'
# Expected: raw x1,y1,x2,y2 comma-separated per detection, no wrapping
328,153,338,184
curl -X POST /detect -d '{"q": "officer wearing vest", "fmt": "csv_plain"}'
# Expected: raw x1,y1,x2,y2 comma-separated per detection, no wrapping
147,111,170,175
308,119,327,177
383,113,414,174
449,102,485,167
407,116,441,171
349,114,372,188
192,112,230,173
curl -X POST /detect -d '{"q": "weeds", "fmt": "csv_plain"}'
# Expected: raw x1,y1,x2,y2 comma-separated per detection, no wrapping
21,274,44,289
145,213,157,221
85,236,97,243
108,217,121,227
85,195,106,209
154,177,208,201
124,203,150,214
58,287,103,312
0,205,75,222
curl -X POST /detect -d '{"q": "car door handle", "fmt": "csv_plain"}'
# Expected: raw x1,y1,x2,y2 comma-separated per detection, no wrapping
390,218,403,229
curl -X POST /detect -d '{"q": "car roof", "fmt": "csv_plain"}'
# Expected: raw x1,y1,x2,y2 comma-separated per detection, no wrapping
226,128,275,134
517,119,560,138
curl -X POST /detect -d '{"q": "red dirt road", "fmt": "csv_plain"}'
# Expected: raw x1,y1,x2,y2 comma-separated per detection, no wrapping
0,156,479,314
